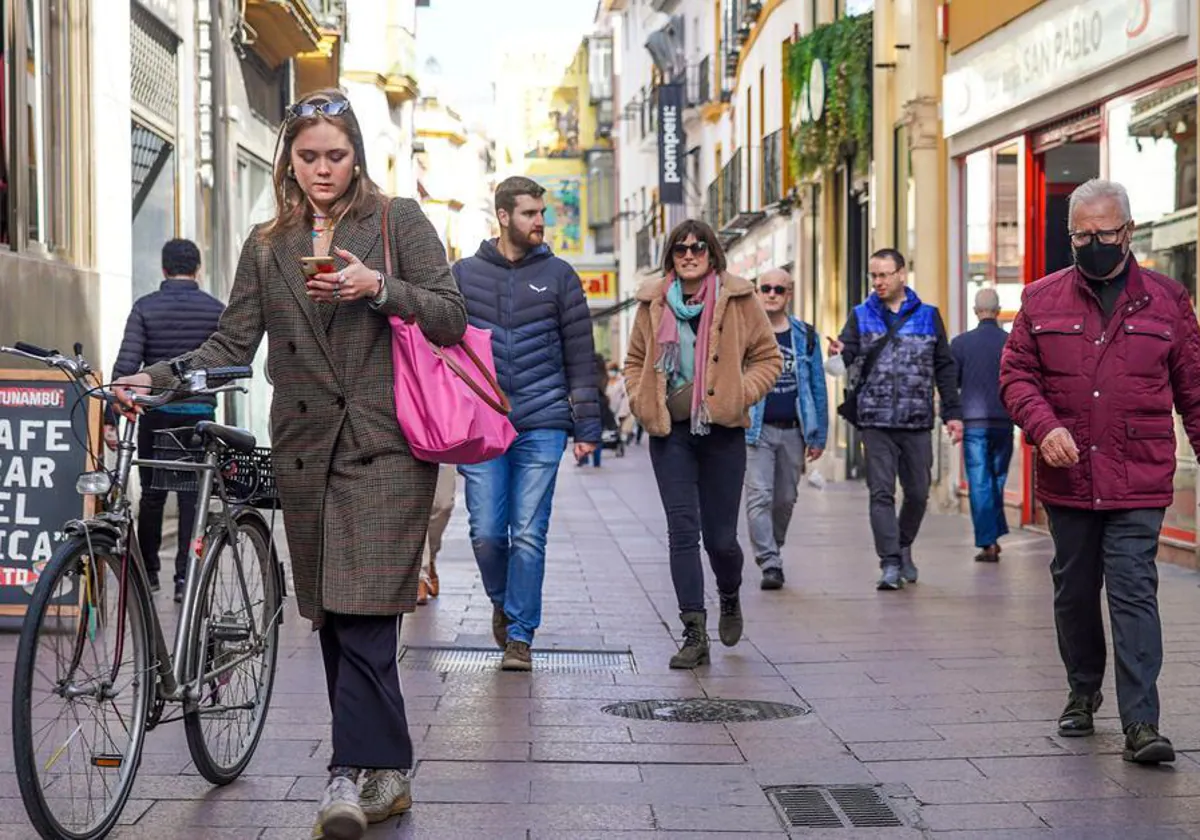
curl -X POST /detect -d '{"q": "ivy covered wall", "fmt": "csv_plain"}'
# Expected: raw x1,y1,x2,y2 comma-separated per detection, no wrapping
786,13,873,180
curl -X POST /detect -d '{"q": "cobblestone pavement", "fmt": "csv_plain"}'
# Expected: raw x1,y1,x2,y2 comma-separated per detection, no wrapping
7,443,1200,838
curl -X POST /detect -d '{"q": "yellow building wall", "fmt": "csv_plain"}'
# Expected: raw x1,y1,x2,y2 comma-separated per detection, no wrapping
948,0,1046,54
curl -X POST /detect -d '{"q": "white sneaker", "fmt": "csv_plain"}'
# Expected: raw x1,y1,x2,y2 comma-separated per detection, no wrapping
312,774,366,840
359,769,413,823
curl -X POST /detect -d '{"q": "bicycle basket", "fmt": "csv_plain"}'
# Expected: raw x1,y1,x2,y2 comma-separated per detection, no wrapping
150,428,281,510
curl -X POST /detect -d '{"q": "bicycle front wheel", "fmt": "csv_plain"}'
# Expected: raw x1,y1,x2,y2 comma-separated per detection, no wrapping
12,534,154,840
184,514,281,784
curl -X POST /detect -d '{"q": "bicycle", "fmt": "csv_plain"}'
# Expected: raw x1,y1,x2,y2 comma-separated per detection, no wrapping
2,341,286,840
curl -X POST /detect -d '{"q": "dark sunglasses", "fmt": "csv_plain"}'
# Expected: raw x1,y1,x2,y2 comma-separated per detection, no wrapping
672,241,709,257
287,99,352,121
759,284,790,296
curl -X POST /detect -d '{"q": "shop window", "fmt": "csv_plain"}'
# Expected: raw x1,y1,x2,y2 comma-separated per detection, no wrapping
1108,80,1197,301
963,150,992,329
1107,78,1198,539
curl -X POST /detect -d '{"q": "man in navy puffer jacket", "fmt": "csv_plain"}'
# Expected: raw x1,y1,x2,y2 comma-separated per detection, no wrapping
453,176,600,671
106,239,224,602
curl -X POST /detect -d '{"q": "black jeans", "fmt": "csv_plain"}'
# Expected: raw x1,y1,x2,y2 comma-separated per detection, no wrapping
1046,505,1165,728
137,410,213,583
863,428,933,568
320,612,413,770
649,422,746,613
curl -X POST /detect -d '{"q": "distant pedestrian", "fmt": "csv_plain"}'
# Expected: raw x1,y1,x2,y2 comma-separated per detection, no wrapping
624,219,782,669
745,268,828,590
607,361,633,443
417,465,455,605
579,353,616,467
1001,178,1200,765
828,248,962,590
106,238,223,603
453,176,601,671
950,287,1013,563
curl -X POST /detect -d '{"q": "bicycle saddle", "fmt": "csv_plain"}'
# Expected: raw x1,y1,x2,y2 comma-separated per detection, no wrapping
195,421,257,454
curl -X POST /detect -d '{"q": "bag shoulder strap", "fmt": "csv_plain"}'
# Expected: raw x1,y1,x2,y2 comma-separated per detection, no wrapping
382,198,393,277
859,305,917,385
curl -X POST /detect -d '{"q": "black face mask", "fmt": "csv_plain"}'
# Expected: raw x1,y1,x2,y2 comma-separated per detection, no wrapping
1073,239,1128,280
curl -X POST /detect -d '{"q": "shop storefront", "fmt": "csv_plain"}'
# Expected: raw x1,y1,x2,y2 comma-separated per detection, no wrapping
944,0,1198,554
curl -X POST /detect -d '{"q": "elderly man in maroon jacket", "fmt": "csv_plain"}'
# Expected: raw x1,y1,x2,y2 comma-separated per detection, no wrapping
1001,179,1200,765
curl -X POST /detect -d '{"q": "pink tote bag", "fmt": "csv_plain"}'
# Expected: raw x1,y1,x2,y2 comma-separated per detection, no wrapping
383,204,516,464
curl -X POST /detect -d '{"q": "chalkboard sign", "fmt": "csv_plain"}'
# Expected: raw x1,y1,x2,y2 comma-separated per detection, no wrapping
0,371,98,617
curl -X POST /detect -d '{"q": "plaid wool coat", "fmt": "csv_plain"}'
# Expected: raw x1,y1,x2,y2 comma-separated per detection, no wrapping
145,197,467,624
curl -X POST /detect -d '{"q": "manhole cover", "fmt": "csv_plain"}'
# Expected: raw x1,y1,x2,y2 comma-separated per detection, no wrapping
767,785,903,829
600,698,810,722
399,646,635,674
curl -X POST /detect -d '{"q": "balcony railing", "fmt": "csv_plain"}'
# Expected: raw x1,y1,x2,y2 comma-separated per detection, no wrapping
719,149,743,228
762,130,782,206
705,179,720,230
636,223,653,270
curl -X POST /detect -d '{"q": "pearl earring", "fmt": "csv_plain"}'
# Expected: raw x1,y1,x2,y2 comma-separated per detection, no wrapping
286,165,295,179
354,165,361,178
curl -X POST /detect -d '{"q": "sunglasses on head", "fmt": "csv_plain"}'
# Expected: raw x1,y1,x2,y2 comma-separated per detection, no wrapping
759,284,790,296
672,241,709,257
286,99,352,121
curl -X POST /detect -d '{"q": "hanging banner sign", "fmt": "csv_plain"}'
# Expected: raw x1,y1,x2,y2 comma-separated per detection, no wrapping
657,82,686,205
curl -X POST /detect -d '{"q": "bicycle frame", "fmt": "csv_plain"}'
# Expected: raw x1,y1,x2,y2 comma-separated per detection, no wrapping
89,411,276,708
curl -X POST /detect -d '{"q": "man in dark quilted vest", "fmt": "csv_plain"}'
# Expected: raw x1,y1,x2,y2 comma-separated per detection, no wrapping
829,248,962,590
1001,178,1200,765
105,239,225,602
453,176,600,672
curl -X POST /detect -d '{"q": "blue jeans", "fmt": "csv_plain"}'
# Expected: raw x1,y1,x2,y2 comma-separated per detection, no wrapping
963,426,1014,548
459,429,568,645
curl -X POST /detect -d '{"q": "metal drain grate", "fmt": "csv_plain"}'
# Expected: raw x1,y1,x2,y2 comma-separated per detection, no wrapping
399,646,634,674
601,698,810,723
768,785,903,829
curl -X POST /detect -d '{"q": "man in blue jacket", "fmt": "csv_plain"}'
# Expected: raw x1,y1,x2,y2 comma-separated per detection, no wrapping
830,249,962,590
453,176,600,671
950,287,1013,563
106,239,224,602
745,268,828,590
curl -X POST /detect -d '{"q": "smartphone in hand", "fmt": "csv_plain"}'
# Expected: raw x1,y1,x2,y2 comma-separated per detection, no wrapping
301,256,336,277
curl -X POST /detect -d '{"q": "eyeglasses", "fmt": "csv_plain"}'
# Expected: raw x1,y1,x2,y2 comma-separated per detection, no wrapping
1069,224,1128,248
868,270,899,282
286,99,352,121
672,241,709,257
759,284,790,296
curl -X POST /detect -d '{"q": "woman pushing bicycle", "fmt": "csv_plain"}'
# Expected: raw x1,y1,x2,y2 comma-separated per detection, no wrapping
114,89,467,840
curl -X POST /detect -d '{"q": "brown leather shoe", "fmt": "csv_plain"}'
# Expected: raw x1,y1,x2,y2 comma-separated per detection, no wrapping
974,545,1000,563
492,604,508,649
501,641,533,671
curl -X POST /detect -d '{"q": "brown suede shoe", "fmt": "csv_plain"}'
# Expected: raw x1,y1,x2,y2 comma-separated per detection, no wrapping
501,641,532,671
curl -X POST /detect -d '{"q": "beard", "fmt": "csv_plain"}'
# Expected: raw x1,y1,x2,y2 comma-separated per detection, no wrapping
511,227,544,250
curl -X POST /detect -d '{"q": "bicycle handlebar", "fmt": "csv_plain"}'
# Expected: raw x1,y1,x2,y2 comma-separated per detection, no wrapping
0,343,252,409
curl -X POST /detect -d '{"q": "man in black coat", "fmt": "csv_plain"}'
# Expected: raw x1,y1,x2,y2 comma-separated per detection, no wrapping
106,239,224,601
950,287,1013,563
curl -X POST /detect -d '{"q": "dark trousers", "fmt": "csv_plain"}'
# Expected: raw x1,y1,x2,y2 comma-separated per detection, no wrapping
963,426,1014,548
1046,505,1166,728
649,422,746,613
137,410,212,582
863,428,933,568
319,612,413,770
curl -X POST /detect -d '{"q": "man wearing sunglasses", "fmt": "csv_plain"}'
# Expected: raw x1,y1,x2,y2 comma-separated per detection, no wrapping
745,268,828,590
1002,178,1200,765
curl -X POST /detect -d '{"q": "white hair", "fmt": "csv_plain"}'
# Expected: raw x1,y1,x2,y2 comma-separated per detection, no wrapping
1068,179,1132,227
974,287,1000,315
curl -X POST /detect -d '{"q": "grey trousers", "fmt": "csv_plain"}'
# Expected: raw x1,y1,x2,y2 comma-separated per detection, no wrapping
863,428,932,568
744,424,805,571
1046,505,1165,728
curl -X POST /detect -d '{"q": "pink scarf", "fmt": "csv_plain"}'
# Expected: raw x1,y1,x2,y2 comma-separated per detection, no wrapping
655,271,718,435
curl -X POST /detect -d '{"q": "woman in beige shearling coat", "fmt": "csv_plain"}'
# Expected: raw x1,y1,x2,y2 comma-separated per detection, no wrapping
624,218,781,671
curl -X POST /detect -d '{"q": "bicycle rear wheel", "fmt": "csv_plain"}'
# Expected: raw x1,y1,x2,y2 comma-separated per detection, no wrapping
12,534,154,840
184,514,281,784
